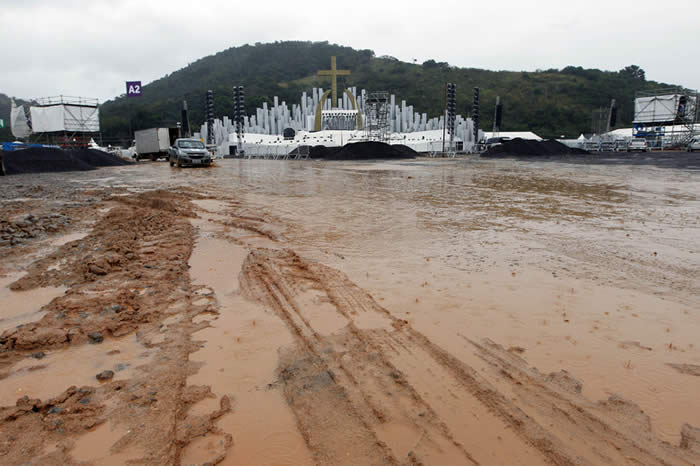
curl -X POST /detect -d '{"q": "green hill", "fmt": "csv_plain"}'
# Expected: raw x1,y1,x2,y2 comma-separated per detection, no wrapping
9,41,692,142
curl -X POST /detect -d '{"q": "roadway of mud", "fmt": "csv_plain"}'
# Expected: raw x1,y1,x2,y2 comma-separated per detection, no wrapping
0,157,699,465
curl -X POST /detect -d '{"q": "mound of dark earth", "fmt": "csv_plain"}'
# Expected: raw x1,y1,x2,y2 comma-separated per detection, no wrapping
309,141,418,160
482,138,588,157
1,148,131,176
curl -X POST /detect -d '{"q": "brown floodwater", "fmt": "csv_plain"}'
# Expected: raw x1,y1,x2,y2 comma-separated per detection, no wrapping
0,333,154,405
71,420,144,465
3,156,699,460
0,271,66,334
172,157,697,445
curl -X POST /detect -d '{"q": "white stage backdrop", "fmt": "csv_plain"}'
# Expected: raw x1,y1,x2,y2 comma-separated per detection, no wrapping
30,105,100,132
633,95,688,124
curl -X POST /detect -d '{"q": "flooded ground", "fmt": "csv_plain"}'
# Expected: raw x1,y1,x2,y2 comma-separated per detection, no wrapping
0,156,699,464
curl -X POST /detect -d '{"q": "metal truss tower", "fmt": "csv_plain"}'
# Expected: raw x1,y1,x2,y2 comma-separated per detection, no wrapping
363,91,390,142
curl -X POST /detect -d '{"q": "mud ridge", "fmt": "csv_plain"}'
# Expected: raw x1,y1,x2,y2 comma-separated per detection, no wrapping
0,190,232,465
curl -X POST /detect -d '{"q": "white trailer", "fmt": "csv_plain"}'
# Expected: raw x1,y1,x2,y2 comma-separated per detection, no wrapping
134,127,178,160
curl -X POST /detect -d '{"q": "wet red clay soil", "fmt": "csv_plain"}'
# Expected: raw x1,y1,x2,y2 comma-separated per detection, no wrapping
0,158,698,465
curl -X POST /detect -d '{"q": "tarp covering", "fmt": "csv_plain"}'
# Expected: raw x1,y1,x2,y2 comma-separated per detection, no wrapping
633,95,695,124
10,100,32,138
483,131,543,141
29,105,100,132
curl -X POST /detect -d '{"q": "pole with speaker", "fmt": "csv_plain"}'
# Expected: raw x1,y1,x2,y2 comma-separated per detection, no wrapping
492,96,502,138
607,99,617,133
472,87,480,149
446,83,457,152
205,90,215,146
233,86,245,156
181,100,191,138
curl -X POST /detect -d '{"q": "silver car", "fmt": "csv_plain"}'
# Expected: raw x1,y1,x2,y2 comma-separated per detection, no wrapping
687,137,700,152
627,138,649,152
168,139,212,167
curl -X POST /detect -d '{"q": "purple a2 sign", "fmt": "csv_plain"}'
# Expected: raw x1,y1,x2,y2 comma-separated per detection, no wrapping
126,81,142,97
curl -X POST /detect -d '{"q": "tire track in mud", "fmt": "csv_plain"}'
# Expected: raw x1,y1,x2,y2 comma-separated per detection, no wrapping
465,337,700,465
242,248,507,465
241,249,401,465
237,246,700,465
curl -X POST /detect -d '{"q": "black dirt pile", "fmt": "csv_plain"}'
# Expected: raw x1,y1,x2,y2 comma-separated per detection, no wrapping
309,141,417,160
1,148,131,175
482,138,588,157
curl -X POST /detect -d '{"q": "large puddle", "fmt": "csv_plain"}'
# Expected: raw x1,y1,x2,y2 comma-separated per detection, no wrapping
0,334,153,405
180,159,700,445
0,272,66,334
72,420,144,465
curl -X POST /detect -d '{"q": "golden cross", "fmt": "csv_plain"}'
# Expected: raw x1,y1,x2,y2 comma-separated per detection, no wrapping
317,56,351,108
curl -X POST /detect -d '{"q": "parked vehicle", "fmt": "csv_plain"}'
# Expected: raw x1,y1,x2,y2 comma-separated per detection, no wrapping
627,138,650,152
600,141,617,152
168,138,212,167
134,128,179,161
613,140,628,152
687,137,700,152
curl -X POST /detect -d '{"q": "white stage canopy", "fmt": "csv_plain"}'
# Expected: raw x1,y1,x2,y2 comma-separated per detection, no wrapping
29,104,100,132
633,95,694,124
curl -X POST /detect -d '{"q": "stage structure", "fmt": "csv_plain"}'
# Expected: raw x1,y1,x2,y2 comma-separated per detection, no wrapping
315,56,362,131
28,96,100,148
633,88,698,148
321,110,358,131
363,92,390,142
196,55,482,155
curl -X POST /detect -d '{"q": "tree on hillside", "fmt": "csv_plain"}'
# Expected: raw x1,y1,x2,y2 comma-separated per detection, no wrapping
422,59,449,69
619,65,646,81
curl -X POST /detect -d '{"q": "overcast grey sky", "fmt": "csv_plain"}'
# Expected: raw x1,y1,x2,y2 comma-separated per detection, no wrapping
1,0,698,102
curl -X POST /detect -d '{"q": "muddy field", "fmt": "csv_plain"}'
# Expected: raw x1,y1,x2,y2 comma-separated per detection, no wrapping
0,156,699,465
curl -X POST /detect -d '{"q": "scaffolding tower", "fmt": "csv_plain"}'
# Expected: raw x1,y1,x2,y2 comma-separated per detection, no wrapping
363,92,390,143
591,100,616,135
633,87,698,148
28,96,101,148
